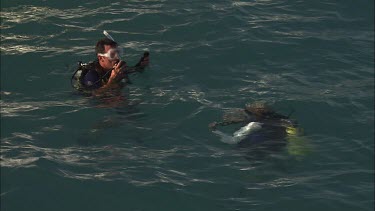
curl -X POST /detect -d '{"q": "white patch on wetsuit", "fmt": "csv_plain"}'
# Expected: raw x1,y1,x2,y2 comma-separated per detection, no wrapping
212,122,263,144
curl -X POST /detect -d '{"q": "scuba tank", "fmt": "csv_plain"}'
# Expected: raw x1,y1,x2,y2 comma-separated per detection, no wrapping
71,61,97,90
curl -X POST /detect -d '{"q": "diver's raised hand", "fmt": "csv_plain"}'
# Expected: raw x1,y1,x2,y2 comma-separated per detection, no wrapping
135,51,150,68
108,61,127,83
140,52,150,66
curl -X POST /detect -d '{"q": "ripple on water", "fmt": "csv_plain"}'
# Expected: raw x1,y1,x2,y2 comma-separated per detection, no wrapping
1,0,373,210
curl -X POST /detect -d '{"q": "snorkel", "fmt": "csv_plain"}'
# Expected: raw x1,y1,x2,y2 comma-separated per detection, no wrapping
103,30,115,43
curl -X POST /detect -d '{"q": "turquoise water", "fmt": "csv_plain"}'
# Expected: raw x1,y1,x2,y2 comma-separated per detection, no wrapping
1,0,374,210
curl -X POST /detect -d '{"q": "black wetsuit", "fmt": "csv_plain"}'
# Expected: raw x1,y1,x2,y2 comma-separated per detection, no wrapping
72,51,149,90
81,61,109,89
237,111,296,161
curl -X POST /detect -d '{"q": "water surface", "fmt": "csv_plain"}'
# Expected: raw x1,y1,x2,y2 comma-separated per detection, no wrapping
1,1,374,210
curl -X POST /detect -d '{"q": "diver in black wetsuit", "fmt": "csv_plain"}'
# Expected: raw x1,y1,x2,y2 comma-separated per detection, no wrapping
71,37,150,93
209,102,300,159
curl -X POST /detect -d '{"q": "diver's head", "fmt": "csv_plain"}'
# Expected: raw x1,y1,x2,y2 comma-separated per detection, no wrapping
245,102,272,119
96,38,122,70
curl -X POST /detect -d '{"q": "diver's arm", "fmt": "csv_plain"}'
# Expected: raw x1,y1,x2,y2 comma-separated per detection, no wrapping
212,122,263,144
212,130,237,144
209,120,245,131
135,51,150,67
93,62,126,95
93,53,149,95
124,52,150,74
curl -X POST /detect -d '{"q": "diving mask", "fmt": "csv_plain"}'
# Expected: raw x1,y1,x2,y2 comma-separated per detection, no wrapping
97,48,123,61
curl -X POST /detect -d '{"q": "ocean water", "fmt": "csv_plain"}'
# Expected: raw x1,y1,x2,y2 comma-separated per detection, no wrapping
1,0,374,210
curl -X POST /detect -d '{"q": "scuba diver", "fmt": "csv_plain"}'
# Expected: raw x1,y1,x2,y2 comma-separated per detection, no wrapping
71,31,150,94
209,102,307,160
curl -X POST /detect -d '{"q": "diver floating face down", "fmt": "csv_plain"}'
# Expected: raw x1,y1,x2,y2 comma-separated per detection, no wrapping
209,103,310,161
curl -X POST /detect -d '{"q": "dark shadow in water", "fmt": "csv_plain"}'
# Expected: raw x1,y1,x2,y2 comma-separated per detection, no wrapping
74,89,147,146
